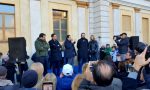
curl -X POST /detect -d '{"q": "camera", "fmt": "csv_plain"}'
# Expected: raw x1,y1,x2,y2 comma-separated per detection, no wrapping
135,42,150,60
113,35,121,40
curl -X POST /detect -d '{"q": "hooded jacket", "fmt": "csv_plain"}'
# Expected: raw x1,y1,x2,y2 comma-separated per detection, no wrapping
0,79,13,87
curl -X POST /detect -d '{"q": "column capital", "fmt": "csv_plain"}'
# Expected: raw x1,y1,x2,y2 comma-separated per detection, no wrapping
134,8,140,13
111,3,120,9
75,0,89,8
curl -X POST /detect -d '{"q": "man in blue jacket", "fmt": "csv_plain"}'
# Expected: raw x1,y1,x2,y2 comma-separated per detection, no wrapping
64,35,76,65
57,64,75,90
114,33,129,61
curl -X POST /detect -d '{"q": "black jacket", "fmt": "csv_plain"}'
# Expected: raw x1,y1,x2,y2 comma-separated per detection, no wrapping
88,40,99,61
79,78,122,90
64,39,76,58
49,39,62,61
115,38,129,54
77,38,88,59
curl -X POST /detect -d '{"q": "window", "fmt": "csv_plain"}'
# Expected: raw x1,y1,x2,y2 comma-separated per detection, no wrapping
53,10,67,41
142,18,149,43
122,15,131,32
0,4,15,41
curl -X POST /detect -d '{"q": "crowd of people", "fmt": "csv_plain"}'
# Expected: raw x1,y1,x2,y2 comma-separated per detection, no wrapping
0,32,150,90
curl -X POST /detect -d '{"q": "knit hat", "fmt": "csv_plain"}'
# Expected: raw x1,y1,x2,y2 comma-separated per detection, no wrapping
21,70,38,88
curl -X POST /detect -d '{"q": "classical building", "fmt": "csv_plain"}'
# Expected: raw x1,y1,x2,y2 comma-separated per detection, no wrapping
0,0,150,55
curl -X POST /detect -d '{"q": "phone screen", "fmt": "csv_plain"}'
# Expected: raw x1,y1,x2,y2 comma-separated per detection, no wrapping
42,82,53,90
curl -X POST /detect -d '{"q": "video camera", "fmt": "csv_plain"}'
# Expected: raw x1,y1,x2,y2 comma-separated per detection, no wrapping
113,35,121,40
135,42,150,60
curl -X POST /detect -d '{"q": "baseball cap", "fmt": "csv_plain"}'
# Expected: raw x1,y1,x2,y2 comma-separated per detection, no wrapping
62,64,73,76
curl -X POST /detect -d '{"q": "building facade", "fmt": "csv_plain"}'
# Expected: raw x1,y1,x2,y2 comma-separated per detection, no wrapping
89,0,150,45
0,0,150,55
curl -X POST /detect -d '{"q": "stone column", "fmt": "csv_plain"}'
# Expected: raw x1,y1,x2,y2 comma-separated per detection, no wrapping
134,8,142,41
30,0,42,53
112,3,121,35
76,0,89,38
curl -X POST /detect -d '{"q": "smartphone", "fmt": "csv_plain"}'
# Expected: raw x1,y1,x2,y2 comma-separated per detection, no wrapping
89,61,97,72
42,82,53,90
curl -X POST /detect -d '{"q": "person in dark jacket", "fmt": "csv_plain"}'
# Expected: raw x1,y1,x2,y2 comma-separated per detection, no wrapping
99,45,106,60
79,60,122,90
20,70,39,90
49,33,62,76
35,33,50,75
143,64,150,89
0,66,13,87
88,35,98,61
77,33,88,72
64,35,76,65
57,64,75,90
114,33,129,61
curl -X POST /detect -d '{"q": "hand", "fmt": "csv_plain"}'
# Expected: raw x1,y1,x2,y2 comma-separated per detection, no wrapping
133,47,150,71
85,64,94,82
60,73,64,78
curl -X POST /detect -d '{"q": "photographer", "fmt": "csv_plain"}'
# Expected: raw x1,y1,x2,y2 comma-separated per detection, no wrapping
114,33,129,61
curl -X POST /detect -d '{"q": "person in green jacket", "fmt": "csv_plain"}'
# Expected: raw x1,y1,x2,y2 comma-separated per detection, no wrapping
35,33,50,75
104,44,112,56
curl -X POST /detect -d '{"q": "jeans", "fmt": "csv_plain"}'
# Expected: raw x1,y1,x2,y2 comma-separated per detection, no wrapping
36,56,48,75
78,58,88,73
120,54,126,61
50,61,61,76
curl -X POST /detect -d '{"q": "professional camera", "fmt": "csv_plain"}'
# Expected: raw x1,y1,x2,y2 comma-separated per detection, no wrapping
135,42,150,60
113,35,121,40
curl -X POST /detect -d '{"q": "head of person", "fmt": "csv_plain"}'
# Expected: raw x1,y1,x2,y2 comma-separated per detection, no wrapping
0,52,3,58
0,66,7,79
51,33,57,40
118,62,126,72
81,33,85,38
125,51,132,60
119,34,123,39
66,35,71,41
103,55,113,63
106,44,110,48
101,45,105,49
112,46,116,51
44,73,57,90
122,33,127,39
90,35,95,41
82,63,88,75
72,74,84,90
92,61,114,86
39,33,46,41
62,64,73,76
22,70,38,88
30,62,44,81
